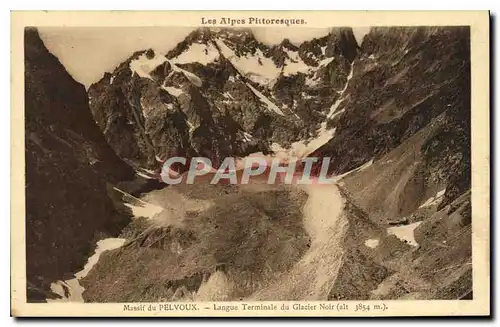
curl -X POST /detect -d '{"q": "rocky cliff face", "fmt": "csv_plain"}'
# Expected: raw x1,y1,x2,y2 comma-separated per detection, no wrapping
316,27,470,199
325,27,472,299
24,28,135,301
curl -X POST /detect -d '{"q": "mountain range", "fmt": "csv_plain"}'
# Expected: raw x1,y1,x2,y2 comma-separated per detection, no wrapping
25,26,472,302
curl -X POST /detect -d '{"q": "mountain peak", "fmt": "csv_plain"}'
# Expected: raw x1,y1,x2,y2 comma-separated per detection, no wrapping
280,38,298,51
184,27,213,44
211,27,254,41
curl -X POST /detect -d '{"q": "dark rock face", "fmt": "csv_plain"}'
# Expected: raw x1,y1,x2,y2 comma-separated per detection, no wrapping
319,27,470,220
324,27,472,300
317,27,470,180
24,28,134,301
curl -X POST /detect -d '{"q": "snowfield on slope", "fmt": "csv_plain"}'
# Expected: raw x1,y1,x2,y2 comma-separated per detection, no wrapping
419,189,446,209
327,62,354,119
169,61,203,87
47,238,126,303
215,39,280,86
282,48,310,76
129,52,203,88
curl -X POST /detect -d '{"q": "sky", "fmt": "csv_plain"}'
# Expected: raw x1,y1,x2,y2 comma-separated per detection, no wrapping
38,27,371,88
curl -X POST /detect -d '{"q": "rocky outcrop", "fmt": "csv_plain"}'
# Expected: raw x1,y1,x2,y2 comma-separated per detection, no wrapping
24,28,134,301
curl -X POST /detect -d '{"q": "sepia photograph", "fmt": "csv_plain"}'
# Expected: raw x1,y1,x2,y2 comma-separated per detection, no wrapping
10,11,490,317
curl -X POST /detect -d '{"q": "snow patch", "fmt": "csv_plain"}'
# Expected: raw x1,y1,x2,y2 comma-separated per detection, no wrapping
364,239,380,248
136,170,155,179
289,108,301,120
301,91,313,100
419,189,446,209
171,42,219,65
186,120,196,134
387,221,422,246
124,202,163,219
162,85,184,97
318,57,334,67
271,124,336,160
215,39,280,86
109,76,115,84
327,62,354,119
283,49,311,76
129,53,167,80
113,187,163,219
242,132,253,142
329,108,345,120
47,238,126,302
169,61,203,87
76,239,126,279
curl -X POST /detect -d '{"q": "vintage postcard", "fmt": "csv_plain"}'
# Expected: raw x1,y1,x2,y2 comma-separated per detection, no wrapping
11,11,490,317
